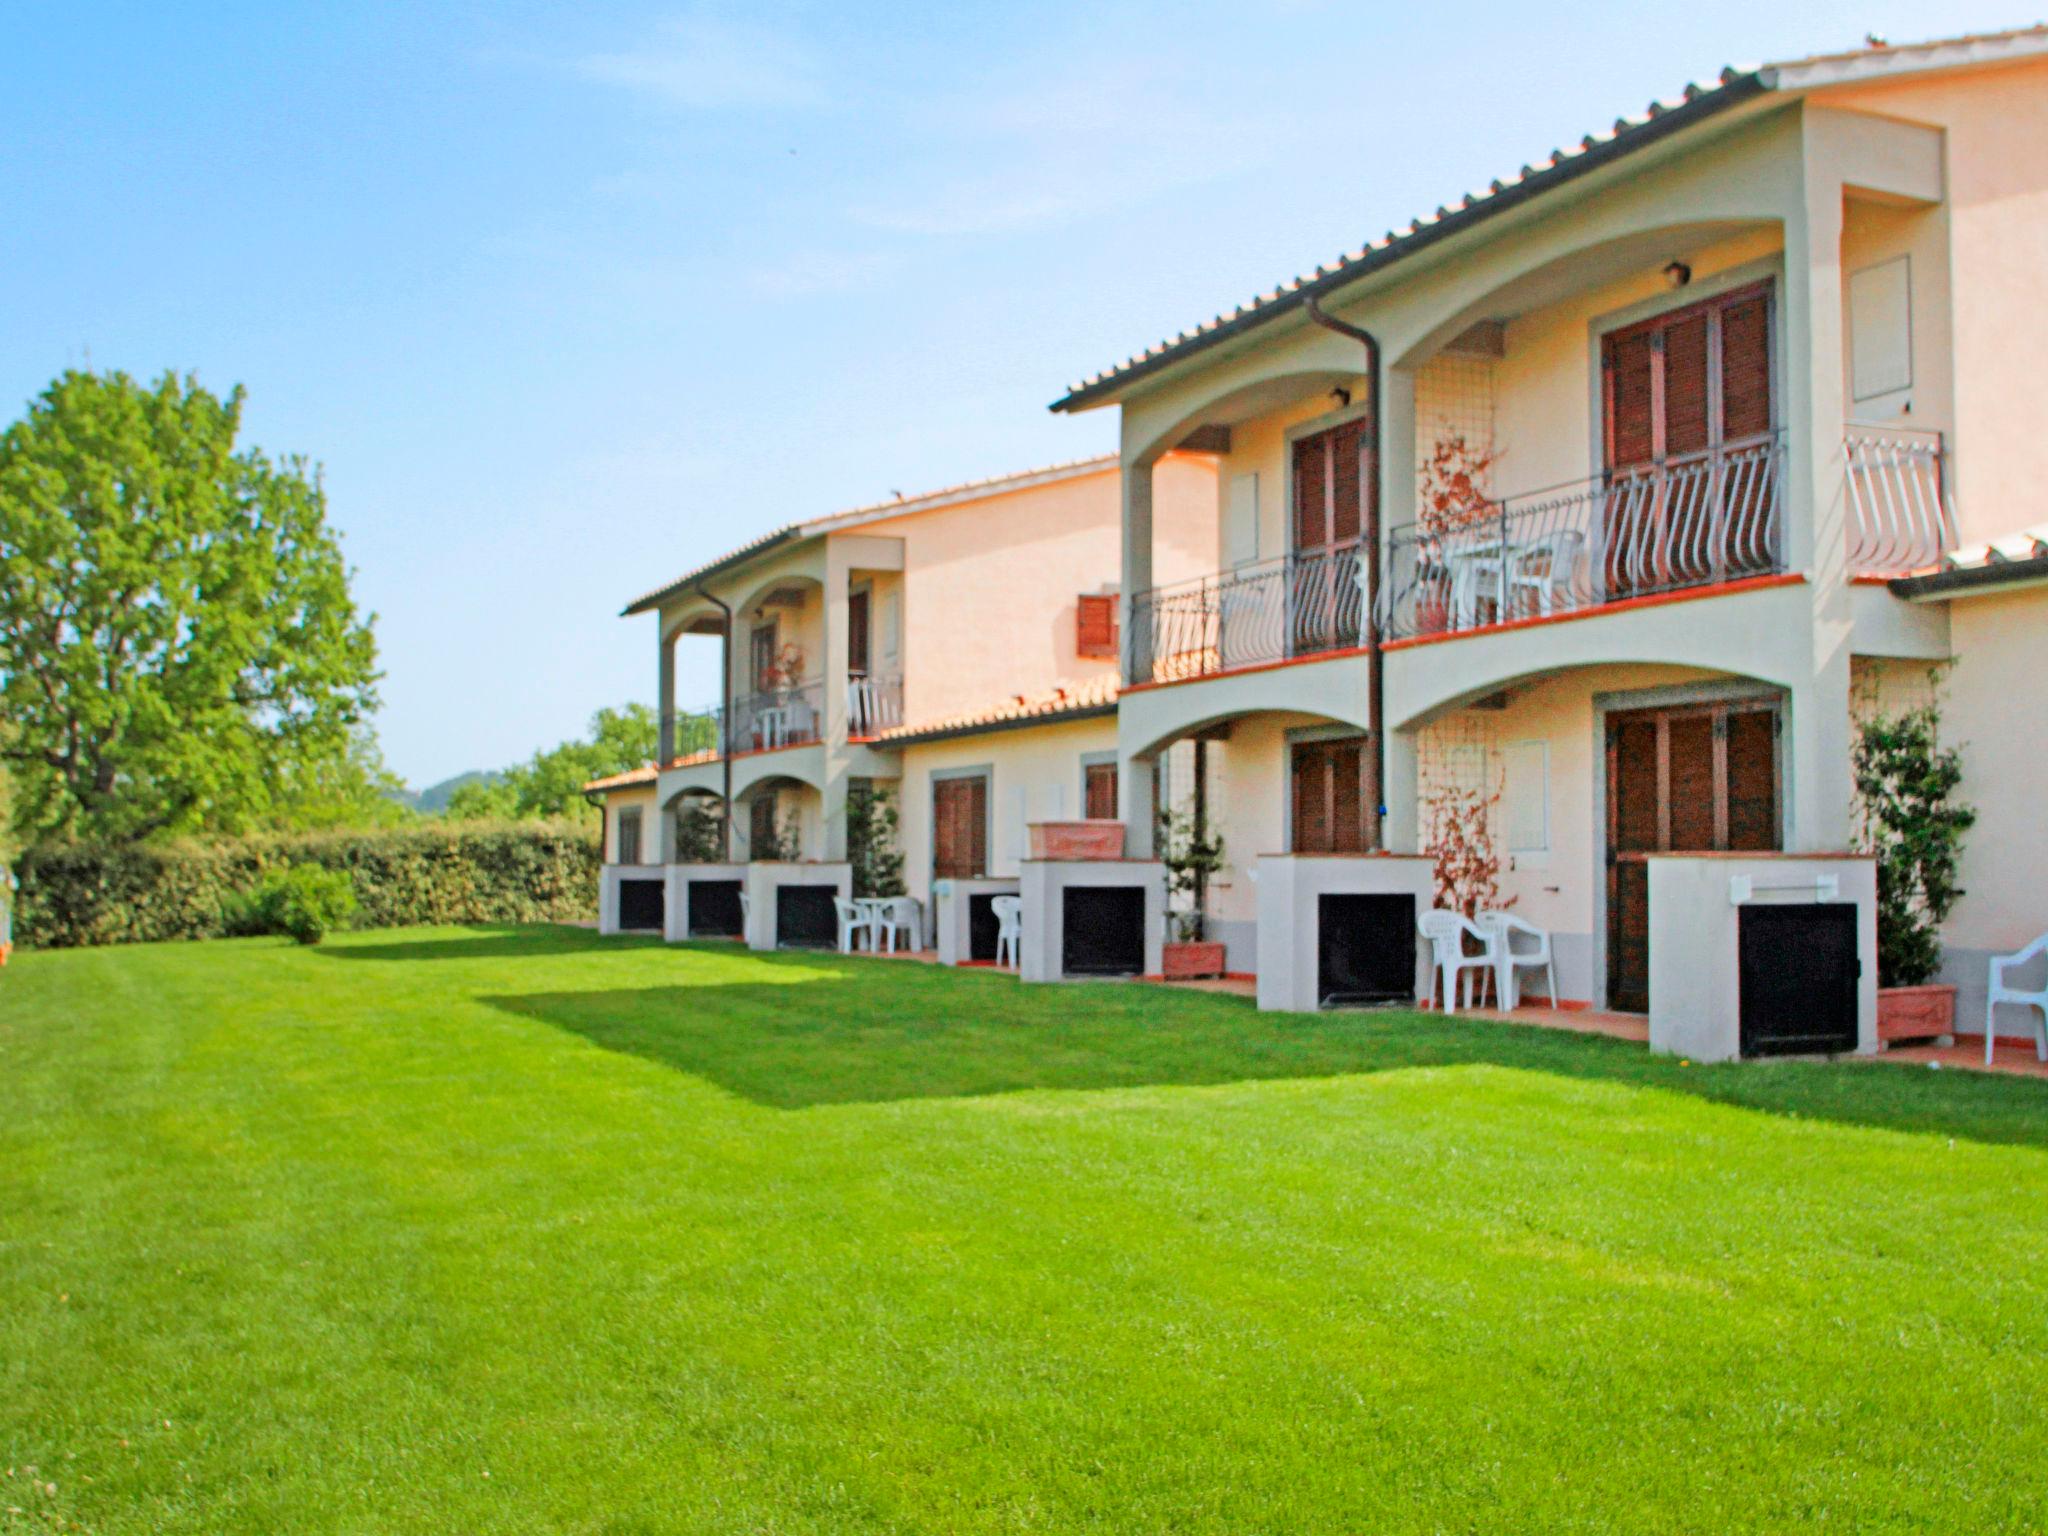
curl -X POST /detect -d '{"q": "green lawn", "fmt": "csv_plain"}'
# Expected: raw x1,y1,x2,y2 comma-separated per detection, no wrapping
4,926,2046,1534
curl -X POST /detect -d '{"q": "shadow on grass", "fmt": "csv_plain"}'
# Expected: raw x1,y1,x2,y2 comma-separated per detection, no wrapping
482,952,2048,1148
325,925,650,963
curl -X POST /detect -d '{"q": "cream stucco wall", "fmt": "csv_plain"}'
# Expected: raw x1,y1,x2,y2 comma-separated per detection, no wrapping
1939,587,2048,956
894,716,1120,910
855,456,1215,726
1824,59,2048,544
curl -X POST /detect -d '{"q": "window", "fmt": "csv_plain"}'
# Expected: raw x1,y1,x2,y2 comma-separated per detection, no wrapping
932,775,989,880
1076,594,1119,659
847,587,871,675
1224,473,1260,567
1502,740,1548,853
615,807,644,865
1083,760,1118,821
1290,736,1368,854
750,622,780,692
1850,256,1912,402
1602,280,1774,471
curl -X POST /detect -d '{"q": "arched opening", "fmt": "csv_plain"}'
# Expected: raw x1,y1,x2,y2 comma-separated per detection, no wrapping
663,785,729,864
734,773,822,862
1389,658,1789,1015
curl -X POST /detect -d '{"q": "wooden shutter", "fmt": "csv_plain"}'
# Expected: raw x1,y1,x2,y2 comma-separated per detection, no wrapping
748,792,776,858
847,589,871,675
750,624,778,691
1076,594,1119,659
1293,434,1330,553
1290,737,1367,854
1663,312,1711,458
933,777,987,880
1725,708,1778,850
1604,329,1657,472
1084,761,1118,821
1720,293,1772,440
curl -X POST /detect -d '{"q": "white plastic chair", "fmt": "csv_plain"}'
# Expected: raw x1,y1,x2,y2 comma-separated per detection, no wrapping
1474,911,1556,1010
1419,909,1496,1011
1506,529,1584,618
738,891,752,935
833,897,876,955
990,895,1022,969
879,896,921,954
1986,933,2048,1064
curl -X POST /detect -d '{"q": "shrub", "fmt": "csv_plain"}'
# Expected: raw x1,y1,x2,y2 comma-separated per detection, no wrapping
1853,699,1976,988
847,781,905,897
235,865,359,945
16,819,599,949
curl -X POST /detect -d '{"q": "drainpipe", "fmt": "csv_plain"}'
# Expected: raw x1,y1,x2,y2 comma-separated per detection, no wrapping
695,581,736,862
1304,295,1386,851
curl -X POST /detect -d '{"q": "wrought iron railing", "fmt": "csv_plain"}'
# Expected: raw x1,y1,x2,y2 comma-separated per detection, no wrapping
663,673,900,761
1378,434,1785,641
1846,425,1956,576
1128,539,1365,683
847,672,903,738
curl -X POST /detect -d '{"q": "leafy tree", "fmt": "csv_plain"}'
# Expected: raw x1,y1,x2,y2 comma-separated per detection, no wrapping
847,780,904,897
445,704,674,823
0,370,383,844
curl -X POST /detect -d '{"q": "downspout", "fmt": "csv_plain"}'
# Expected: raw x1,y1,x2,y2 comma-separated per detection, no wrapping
1304,295,1386,851
695,582,736,862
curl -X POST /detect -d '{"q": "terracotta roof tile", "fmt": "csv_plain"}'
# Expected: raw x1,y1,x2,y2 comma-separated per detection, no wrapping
877,675,1122,747
581,764,659,794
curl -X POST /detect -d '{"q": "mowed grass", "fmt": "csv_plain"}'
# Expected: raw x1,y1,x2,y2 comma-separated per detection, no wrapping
4,926,2046,1534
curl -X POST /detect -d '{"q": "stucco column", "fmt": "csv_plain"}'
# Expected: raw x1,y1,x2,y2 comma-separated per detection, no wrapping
1378,366,1419,539
1381,728,1421,855
1119,748,1157,859
657,621,677,766
1120,457,1155,683
1782,141,1855,850
821,540,852,862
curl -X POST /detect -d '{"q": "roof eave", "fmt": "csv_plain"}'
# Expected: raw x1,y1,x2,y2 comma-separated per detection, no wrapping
1048,70,1774,415
1891,558,2048,602
620,527,808,617
876,700,1120,750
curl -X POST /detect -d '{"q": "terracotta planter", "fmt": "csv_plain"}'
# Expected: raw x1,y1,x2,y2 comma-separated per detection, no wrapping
1161,940,1226,980
1028,820,1126,861
1877,983,1957,1045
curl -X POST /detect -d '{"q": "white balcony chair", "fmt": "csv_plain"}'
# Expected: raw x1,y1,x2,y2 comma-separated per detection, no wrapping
752,707,789,751
833,897,877,956
1419,909,1496,1011
990,895,1022,969
1474,910,1557,1010
879,896,921,954
738,891,752,939
1506,529,1584,618
1985,933,2048,1065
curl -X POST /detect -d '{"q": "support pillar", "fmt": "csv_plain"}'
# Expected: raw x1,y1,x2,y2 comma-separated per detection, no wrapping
1120,457,1155,683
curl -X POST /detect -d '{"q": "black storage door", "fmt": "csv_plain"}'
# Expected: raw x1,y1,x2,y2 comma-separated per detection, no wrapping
686,879,744,938
967,892,1002,962
776,886,839,949
1739,903,1858,1057
1062,887,1146,977
1318,893,1418,1007
618,879,665,933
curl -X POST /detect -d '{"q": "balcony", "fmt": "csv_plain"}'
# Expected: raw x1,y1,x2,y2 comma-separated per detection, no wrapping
1846,425,1956,577
1128,540,1365,684
1379,435,1786,641
662,673,903,764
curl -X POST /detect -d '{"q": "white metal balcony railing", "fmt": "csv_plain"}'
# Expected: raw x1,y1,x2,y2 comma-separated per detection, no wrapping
661,673,901,762
1846,424,1957,576
1128,539,1365,684
1378,434,1786,641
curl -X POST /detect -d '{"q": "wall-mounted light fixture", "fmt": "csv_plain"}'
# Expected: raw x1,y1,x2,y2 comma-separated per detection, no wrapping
1663,261,1693,289
1330,386,1352,408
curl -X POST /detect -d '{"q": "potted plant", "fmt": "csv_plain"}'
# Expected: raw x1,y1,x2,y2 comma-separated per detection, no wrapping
1853,688,1976,1044
1157,804,1228,979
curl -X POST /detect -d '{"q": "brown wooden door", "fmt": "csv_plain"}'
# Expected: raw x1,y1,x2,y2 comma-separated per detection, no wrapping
1083,761,1118,821
1601,281,1775,597
1290,737,1368,854
1289,418,1372,654
749,790,779,861
933,776,988,880
847,589,870,677
1606,699,1780,1011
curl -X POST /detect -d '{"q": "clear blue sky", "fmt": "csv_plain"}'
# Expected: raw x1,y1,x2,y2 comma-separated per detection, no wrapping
1,2,2017,787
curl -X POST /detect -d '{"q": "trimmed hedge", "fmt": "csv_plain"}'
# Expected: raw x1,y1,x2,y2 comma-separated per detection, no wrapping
16,820,599,950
